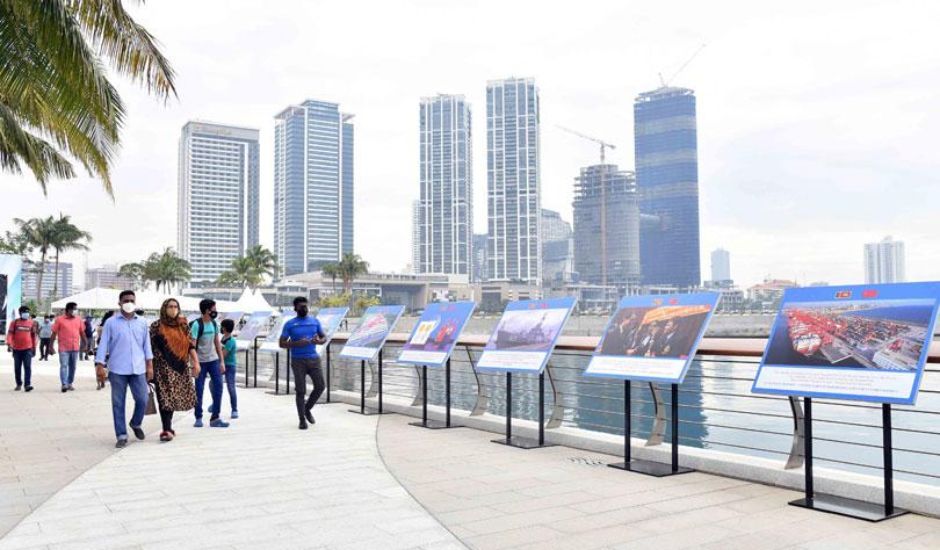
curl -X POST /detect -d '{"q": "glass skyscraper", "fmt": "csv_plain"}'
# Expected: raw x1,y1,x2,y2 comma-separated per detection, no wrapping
177,121,260,284
274,100,354,277
634,86,700,288
416,94,473,275
486,77,541,284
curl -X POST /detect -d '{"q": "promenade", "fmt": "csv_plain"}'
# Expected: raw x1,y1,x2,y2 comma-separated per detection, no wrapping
2,355,940,549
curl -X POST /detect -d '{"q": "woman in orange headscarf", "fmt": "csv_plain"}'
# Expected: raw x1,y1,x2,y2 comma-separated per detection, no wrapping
150,298,201,442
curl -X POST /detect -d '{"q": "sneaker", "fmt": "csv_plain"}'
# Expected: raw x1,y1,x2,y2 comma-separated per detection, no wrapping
299,419,308,430
61,385,68,393
25,386,33,392
130,425,145,441
231,411,239,419
304,409,315,425
15,384,21,391
193,418,204,428
209,418,230,428
115,439,128,449
67,384,75,391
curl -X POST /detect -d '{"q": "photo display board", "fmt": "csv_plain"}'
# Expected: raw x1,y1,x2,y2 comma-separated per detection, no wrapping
316,307,349,344
397,301,476,367
475,297,577,373
339,305,406,361
752,282,940,405
259,310,295,352
236,311,271,350
584,292,720,384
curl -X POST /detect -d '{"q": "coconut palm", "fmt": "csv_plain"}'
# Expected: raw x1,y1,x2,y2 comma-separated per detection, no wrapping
216,256,259,289
117,262,146,290
321,262,340,293
337,253,369,294
144,247,190,293
0,0,176,193
0,230,32,256
244,245,278,280
14,216,57,303
49,214,91,301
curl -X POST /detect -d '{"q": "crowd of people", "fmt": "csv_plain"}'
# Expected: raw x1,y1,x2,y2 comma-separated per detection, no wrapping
7,291,328,446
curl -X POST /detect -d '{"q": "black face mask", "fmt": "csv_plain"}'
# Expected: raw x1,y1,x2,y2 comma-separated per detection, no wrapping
296,306,308,318
209,311,218,319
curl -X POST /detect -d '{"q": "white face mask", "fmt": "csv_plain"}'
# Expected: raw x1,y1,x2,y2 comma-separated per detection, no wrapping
121,302,137,314
20,312,29,320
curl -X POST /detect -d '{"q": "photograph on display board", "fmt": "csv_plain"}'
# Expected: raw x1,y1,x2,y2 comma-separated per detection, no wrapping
260,312,295,352
236,311,270,350
316,307,349,342
397,301,476,366
340,305,405,360
584,293,719,383
476,297,576,373
752,282,940,405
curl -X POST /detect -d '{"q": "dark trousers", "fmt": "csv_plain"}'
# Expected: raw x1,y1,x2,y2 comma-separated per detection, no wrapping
291,357,325,420
160,409,174,432
194,359,223,420
39,338,50,360
12,349,33,387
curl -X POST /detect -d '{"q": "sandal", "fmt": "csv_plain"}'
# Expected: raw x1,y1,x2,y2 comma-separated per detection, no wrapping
159,431,173,442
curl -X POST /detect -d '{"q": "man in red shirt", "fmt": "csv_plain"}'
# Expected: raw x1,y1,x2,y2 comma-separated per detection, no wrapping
6,306,37,391
50,302,87,393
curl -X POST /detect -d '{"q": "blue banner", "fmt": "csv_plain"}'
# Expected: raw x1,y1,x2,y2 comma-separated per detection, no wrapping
397,301,476,367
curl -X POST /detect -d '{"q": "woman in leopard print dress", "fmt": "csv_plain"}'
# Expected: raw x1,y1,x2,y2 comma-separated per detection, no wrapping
150,299,201,442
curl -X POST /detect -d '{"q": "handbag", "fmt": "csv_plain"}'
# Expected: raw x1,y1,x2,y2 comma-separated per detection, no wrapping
145,383,157,415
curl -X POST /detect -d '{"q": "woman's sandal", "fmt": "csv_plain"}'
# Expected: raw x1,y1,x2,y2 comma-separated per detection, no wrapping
159,431,173,442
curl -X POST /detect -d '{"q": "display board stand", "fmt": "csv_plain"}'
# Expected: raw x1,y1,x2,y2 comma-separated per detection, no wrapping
268,350,292,396
789,398,907,522
349,350,393,416
608,382,692,477
492,372,555,450
410,359,459,430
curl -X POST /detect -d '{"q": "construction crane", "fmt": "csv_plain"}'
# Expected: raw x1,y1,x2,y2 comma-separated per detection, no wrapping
556,125,618,286
658,43,707,88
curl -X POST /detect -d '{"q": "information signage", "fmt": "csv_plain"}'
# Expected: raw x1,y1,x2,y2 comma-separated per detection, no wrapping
476,297,576,373
316,307,349,345
259,310,295,352
236,311,270,350
397,301,476,367
339,305,406,361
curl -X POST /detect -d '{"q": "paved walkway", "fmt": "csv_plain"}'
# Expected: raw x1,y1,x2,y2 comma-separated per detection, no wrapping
3,354,940,549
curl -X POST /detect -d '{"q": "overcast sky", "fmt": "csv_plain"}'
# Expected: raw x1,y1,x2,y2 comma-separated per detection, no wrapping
1,0,938,289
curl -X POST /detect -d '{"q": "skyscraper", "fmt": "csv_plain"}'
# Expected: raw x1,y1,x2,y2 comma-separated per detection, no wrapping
710,248,731,282
634,86,700,288
541,209,574,286
411,199,421,274
274,100,354,277
416,94,473,275
472,233,488,283
864,236,906,283
486,77,541,284
572,165,640,289
177,121,260,284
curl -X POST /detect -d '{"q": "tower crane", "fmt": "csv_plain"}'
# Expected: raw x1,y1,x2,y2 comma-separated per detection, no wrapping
658,43,707,88
556,125,618,286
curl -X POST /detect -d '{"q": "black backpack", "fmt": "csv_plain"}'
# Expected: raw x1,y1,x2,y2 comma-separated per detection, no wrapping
189,318,218,341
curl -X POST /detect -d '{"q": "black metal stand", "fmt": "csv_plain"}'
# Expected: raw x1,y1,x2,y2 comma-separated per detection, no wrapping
252,338,259,388
410,359,459,430
492,371,555,449
349,350,393,416
244,349,250,388
789,399,907,522
325,343,332,403
286,349,291,394
273,352,280,395
609,382,693,477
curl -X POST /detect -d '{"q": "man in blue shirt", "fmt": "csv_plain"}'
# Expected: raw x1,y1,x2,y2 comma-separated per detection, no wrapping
280,296,326,430
95,290,153,448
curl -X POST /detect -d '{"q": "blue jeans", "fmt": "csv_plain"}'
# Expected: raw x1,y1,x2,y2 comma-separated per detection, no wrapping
195,359,223,420
13,349,33,387
224,362,238,413
58,350,79,385
108,372,148,440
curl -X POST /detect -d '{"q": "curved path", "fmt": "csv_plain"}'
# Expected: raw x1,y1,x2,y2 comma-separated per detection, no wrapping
0,361,461,550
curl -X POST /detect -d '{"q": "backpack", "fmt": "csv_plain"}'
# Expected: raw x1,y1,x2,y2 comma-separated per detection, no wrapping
189,318,218,341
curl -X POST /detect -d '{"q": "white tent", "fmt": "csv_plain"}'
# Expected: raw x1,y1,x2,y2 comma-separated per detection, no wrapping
230,288,276,314
51,288,232,313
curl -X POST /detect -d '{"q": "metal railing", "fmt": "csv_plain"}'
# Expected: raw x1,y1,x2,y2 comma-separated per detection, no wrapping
236,333,940,488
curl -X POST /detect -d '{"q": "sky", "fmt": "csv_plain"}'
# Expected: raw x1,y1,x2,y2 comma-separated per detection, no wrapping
1,0,938,289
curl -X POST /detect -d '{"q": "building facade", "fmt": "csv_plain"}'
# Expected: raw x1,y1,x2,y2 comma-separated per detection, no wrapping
410,200,421,274
486,77,541,284
710,248,731,283
416,95,473,275
472,233,488,283
177,121,260,284
541,209,574,286
23,262,73,302
572,164,640,290
85,265,135,290
274,100,354,277
864,236,905,284
634,86,700,288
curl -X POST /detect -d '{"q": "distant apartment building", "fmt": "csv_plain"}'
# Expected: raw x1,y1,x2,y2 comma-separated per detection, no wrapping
486,77,541,284
541,209,574,286
572,164,640,290
416,95,473,275
710,248,731,283
747,278,799,306
864,236,905,284
23,262,73,302
472,233,488,283
411,200,421,274
85,265,135,290
274,100,354,276
634,86,700,288
177,121,260,284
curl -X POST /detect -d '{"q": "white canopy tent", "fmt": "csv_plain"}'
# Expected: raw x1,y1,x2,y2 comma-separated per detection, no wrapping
230,288,276,314
51,288,233,313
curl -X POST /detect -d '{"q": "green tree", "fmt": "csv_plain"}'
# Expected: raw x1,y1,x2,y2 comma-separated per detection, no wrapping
0,0,176,193
245,245,278,281
49,214,91,301
321,262,340,293
117,262,146,290
0,230,32,256
216,245,279,288
144,247,190,293
14,216,56,304
336,253,368,294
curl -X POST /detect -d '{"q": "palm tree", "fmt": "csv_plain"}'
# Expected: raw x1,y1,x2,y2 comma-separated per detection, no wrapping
0,0,176,194
216,256,259,289
244,245,279,281
117,262,146,290
321,262,340,293
14,216,56,304
0,230,32,256
337,253,369,294
49,214,91,301
144,248,191,293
